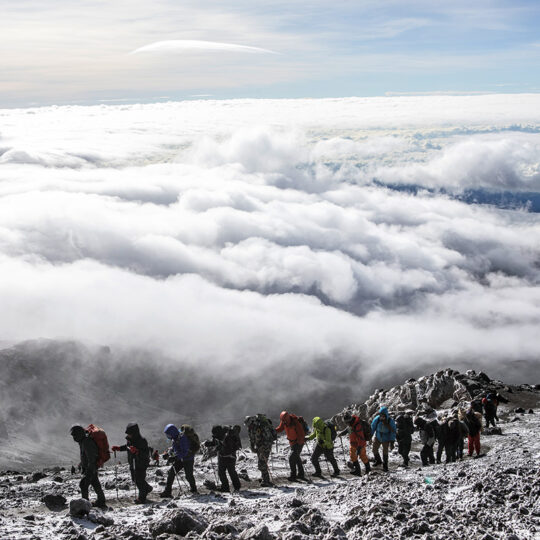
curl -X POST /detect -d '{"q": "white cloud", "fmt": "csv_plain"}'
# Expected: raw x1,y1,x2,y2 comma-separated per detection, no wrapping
0,95,539,379
130,40,278,55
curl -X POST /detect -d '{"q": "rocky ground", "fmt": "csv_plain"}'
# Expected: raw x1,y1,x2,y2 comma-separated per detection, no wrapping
0,371,539,540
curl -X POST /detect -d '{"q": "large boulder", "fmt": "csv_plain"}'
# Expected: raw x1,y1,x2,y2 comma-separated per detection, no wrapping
149,509,207,538
239,524,275,540
42,493,67,510
69,498,92,517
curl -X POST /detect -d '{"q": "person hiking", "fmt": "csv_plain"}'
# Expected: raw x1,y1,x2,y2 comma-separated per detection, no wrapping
456,414,469,460
204,425,242,492
276,411,307,481
306,417,340,478
160,424,197,497
460,406,483,457
70,425,106,508
395,412,414,467
414,417,436,466
245,414,276,487
339,412,371,475
482,393,498,428
370,406,396,472
111,423,152,503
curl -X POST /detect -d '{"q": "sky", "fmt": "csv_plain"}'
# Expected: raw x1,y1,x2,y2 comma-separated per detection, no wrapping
2,0,540,107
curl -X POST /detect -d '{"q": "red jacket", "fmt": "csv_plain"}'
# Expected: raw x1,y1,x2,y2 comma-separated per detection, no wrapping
276,414,305,446
350,416,366,447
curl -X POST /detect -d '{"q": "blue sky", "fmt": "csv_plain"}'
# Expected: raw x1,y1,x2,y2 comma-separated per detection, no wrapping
1,0,540,106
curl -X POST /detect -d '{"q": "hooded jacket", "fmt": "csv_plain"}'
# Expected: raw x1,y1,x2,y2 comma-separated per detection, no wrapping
71,425,99,475
164,424,193,461
371,407,397,443
306,417,334,449
276,414,305,446
119,423,150,469
348,416,366,447
415,418,436,446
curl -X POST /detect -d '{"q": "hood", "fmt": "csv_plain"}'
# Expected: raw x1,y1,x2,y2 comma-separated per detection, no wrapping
70,425,86,443
312,417,325,431
164,424,180,440
211,425,225,439
244,416,256,427
125,422,140,439
379,406,389,418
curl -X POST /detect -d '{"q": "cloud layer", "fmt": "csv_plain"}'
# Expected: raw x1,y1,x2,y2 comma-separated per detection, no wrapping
1,94,539,383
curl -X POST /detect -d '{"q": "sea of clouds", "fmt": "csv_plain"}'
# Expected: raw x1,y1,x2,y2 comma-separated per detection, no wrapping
1,94,539,385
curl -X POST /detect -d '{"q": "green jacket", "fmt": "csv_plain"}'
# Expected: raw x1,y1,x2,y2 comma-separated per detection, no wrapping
306,417,333,449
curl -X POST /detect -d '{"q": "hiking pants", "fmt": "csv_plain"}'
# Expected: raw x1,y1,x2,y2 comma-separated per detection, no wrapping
457,438,465,459
311,444,339,475
485,414,496,428
256,446,272,481
468,433,481,456
397,436,412,465
80,469,105,503
444,443,457,463
350,444,368,464
131,465,152,500
218,455,241,491
289,443,305,478
436,438,445,462
167,458,196,492
372,438,390,464
420,443,435,466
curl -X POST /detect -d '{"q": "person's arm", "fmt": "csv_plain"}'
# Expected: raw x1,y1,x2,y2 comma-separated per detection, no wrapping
276,420,285,433
83,438,98,473
371,416,379,436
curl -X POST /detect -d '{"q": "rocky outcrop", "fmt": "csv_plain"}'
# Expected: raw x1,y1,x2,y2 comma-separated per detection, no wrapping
149,509,208,538
336,369,509,424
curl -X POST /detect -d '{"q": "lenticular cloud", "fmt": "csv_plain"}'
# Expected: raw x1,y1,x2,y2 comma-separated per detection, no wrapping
0,95,539,378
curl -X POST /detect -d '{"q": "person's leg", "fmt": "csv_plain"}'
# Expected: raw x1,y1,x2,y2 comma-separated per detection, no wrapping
474,433,481,456
381,442,389,471
372,438,382,465
420,444,429,466
402,437,411,466
90,471,106,505
311,444,323,475
226,457,241,491
324,448,340,475
135,466,149,501
468,435,474,456
217,456,230,491
79,474,91,499
183,459,197,492
294,444,305,478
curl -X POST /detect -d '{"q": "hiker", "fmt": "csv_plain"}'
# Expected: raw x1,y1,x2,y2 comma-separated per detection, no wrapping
70,425,106,507
339,412,371,476
151,449,160,466
371,406,396,472
493,392,509,421
460,406,483,457
438,417,461,463
482,393,500,428
204,425,242,492
245,414,276,487
414,417,436,466
276,411,307,481
160,424,197,497
111,423,152,503
395,412,414,467
306,417,340,478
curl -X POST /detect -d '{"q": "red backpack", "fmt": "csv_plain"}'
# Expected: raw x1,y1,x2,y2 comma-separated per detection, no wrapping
86,424,111,468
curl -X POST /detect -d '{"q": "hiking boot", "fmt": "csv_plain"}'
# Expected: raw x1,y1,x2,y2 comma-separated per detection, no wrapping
364,461,371,474
312,472,324,478
218,485,230,493
134,498,146,504
92,499,107,508
331,471,340,478
261,480,273,487
346,461,355,471
383,461,388,472
351,462,361,476
373,458,382,466
159,489,173,498
296,475,307,482
145,485,153,496
287,475,297,482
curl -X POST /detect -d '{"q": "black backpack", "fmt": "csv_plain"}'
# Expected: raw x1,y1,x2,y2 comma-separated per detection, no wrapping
181,424,201,455
325,421,338,441
297,415,310,436
360,419,372,440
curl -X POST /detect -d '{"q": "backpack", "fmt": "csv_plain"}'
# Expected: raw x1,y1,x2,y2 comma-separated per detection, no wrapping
297,416,310,436
182,424,201,455
256,414,277,442
224,425,242,452
325,421,338,441
86,424,110,468
360,419,372,440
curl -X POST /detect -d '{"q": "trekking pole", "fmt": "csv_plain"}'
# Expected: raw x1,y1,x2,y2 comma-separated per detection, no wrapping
114,451,119,501
132,457,137,500
174,465,183,495
339,436,348,465
210,456,218,485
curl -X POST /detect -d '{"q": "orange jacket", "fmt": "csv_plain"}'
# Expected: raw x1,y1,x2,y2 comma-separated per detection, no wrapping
276,414,305,446
350,416,366,447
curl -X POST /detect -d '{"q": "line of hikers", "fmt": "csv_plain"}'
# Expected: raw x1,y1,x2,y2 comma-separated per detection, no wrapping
69,391,507,507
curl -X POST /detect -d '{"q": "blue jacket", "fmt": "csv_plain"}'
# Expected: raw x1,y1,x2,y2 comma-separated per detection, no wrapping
164,424,193,461
371,406,396,442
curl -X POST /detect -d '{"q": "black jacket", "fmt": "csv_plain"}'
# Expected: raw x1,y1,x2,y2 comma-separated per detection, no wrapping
119,423,150,470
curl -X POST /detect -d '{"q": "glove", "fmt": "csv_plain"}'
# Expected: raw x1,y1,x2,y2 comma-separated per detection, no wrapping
128,446,139,455
111,445,121,452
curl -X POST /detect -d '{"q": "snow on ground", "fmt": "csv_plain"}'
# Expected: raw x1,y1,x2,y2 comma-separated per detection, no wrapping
0,387,538,539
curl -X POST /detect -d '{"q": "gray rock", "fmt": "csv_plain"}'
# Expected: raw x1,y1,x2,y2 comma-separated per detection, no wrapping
69,498,92,517
239,524,275,540
149,509,207,538
42,494,67,510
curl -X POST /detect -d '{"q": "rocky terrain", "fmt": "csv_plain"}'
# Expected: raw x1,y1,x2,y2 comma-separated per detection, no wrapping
0,369,538,540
